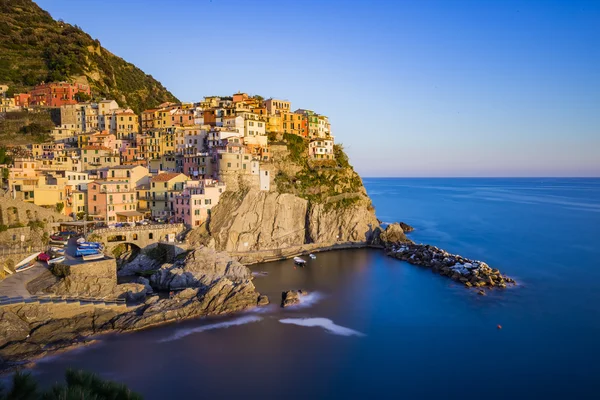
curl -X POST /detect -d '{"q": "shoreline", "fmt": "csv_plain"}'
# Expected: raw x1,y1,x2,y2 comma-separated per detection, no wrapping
0,234,515,373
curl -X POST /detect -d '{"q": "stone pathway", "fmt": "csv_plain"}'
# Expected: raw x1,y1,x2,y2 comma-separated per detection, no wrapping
0,263,47,299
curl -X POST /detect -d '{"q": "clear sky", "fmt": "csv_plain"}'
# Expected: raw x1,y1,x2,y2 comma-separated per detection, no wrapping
36,0,600,177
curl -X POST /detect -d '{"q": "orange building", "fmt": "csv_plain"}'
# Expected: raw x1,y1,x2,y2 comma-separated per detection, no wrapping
29,82,91,107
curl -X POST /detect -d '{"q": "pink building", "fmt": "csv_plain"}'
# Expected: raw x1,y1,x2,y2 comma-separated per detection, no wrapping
173,179,226,227
87,180,142,223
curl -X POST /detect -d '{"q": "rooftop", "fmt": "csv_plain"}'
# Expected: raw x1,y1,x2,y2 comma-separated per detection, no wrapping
151,172,185,182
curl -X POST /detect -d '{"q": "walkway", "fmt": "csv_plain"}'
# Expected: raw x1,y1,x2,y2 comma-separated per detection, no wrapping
0,263,47,299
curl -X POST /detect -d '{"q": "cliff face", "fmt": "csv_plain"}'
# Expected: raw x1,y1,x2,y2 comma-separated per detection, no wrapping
208,136,380,253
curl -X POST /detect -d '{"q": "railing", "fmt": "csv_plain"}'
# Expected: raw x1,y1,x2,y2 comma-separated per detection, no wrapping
0,294,127,307
92,223,184,235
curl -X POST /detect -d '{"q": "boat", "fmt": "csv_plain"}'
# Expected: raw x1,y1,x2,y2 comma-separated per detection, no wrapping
14,252,41,273
47,256,66,265
309,254,316,259
78,242,102,249
293,256,307,265
76,247,102,257
49,247,65,254
76,237,86,244
82,252,104,261
49,236,68,245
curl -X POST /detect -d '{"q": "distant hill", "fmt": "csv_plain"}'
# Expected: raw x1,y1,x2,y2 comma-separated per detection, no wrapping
0,0,179,113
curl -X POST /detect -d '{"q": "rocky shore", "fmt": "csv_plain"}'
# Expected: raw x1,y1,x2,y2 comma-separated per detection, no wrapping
380,223,516,290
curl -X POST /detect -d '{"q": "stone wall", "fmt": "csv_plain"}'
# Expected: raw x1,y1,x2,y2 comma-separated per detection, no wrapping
0,226,30,244
0,193,66,226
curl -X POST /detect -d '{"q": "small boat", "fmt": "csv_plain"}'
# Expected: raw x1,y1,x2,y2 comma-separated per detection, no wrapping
293,257,306,266
47,256,66,265
309,254,316,259
76,247,101,257
15,252,41,273
49,246,65,254
82,252,104,261
78,242,102,249
49,237,68,245
76,237,86,244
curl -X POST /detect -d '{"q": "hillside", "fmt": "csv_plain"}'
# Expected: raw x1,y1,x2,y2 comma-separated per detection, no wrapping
0,0,179,113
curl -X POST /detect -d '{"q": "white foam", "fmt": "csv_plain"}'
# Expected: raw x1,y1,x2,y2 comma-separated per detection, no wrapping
279,318,366,337
285,291,325,309
159,315,262,342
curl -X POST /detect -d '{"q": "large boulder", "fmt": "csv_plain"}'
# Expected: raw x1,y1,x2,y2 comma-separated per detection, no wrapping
150,247,251,291
379,223,411,246
281,289,308,308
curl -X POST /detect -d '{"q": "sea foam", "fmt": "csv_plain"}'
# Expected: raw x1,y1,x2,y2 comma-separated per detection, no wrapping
158,315,262,342
279,318,366,337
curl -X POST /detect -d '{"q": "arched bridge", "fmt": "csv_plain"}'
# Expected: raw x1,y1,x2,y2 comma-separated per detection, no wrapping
89,224,186,253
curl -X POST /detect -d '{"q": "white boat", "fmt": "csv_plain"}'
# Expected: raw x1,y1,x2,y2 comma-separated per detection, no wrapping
49,246,65,254
82,252,104,261
76,237,86,244
15,252,41,273
309,254,316,259
47,256,66,265
293,256,306,265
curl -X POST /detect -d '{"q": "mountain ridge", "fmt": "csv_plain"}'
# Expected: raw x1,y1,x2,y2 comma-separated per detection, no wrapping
0,0,179,113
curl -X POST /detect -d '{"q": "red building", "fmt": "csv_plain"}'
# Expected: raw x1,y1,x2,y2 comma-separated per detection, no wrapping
13,93,31,108
29,82,91,107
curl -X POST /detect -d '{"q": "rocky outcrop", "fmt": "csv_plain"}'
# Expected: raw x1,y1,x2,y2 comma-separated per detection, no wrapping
386,243,516,289
281,290,308,307
399,222,414,232
308,202,379,244
209,190,308,252
113,279,264,331
150,247,251,291
378,223,411,245
117,253,161,277
209,190,379,253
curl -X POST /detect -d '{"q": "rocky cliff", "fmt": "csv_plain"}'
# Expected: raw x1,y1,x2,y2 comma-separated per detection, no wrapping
207,135,380,253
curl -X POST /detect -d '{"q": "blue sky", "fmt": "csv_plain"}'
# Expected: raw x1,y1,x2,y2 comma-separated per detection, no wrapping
36,0,600,177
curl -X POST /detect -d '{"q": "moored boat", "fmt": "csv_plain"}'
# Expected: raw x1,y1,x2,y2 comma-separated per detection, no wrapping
78,242,102,249
293,256,307,265
14,252,41,273
309,254,316,259
76,237,86,244
82,252,104,261
49,246,65,254
47,255,66,265
76,247,101,257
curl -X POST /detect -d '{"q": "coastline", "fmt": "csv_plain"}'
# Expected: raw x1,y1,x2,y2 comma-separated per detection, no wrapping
0,228,517,374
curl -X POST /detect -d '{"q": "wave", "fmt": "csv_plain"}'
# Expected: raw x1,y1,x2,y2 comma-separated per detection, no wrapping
158,315,262,342
279,318,366,337
285,292,325,309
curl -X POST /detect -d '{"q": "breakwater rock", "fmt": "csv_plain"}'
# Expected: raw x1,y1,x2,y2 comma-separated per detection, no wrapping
387,243,516,289
281,290,309,307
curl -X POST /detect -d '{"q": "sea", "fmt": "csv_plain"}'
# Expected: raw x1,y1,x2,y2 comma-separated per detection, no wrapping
24,178,600,399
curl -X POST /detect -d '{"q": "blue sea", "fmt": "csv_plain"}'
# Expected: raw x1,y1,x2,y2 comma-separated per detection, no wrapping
28,178,600,399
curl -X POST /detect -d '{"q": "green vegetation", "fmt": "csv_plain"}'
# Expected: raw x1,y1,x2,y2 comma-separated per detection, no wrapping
0,0,178,113
27,219,45,230
0,110,55,144
55,202,64,213
0,369,142,400
275,135,365,210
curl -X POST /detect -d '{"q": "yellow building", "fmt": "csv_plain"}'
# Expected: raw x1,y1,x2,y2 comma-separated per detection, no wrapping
149,172,188,219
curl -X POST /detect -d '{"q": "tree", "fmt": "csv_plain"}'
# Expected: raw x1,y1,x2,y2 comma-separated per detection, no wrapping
75,92,90,102
55,202,64,213
0,369,142,400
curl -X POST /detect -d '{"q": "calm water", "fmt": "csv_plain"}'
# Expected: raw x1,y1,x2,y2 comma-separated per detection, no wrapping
27,178,600,399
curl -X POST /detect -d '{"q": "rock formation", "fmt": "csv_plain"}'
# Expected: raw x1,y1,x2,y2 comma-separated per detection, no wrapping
281,290,309,307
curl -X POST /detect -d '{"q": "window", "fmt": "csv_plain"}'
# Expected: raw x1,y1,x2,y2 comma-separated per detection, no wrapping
149,233,153,239
205,199,211,205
